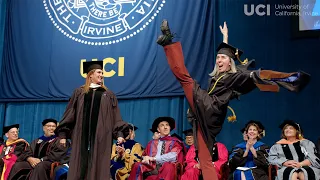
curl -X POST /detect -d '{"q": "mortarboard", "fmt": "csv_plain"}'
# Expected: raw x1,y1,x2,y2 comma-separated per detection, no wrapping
152,117,175,131
244,120,266,137
42,118,58,126
128,124,138,131
182,129,193,136
216,42,243,60
279,120,301,132
3,124,19,134
217,42,248,65
244,120,265,131
83,61,103,74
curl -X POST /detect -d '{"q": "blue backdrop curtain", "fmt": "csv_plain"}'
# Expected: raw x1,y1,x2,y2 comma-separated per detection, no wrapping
0,0,7,137
2,97,192,147
0,0,319,150
2,92,319,150
0,0,6,74
0,103,5,136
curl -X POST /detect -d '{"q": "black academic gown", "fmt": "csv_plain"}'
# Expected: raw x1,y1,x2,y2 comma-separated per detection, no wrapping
188,61,310,158
55,87,129,180
8,135,69,180
228,142,269,180
53,147,71,180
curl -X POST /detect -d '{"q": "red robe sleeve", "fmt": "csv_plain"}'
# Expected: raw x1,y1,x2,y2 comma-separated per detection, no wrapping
184,145,197,170
214,142,228,178
143,140,158,157
167,137,185,163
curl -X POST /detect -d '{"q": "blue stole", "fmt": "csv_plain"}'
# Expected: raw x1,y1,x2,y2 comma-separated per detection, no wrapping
231,141,265,180
55,165,68,180
39,135,56,141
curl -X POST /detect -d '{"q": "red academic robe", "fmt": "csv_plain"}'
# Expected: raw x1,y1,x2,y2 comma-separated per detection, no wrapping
0,139,29,180
129,136,185,180
181,142,228,180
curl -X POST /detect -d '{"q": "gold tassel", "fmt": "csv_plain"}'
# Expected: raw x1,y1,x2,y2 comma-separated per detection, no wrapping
227,106,237,122
299,133,303,139
235,49,248,65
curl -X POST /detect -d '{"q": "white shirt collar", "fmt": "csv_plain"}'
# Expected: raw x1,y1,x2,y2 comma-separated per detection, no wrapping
89,83,101,88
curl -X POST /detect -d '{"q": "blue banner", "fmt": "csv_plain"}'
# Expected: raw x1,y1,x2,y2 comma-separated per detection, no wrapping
0,0,215,101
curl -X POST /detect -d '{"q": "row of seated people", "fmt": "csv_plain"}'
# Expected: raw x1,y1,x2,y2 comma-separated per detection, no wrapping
109,118,320,180
0,117,319,180
0,119,70,180
230,120,320,180
110,117,229,180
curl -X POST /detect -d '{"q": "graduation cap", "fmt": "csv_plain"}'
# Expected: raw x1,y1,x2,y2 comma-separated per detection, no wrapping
127,124,138,131
42,118,58,126
171,133,183,141
279,120,301,132
83,61,103,74
244,120,265,131
182,129,193,136
3,124,19,134
244,120,266,137
152,117,175,132
216,42,247,65
279,120,303,139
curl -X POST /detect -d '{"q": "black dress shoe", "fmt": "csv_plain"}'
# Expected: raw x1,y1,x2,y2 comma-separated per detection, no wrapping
156,34,172,46
156,19,174,46
160,19,172,36
277,71,310,92
292,71,310,92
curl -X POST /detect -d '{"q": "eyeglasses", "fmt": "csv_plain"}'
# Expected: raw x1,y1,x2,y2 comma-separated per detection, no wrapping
8,131,19,134
45,125,57,128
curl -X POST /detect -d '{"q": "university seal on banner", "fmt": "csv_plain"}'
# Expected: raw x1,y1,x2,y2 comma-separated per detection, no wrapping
43,0,165,45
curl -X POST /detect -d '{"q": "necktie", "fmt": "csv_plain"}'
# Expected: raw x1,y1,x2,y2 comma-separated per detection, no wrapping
160,141,166,155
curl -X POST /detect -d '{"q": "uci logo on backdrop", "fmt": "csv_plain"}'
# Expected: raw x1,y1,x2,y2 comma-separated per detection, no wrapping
244,4,271,16
43,0,165,45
